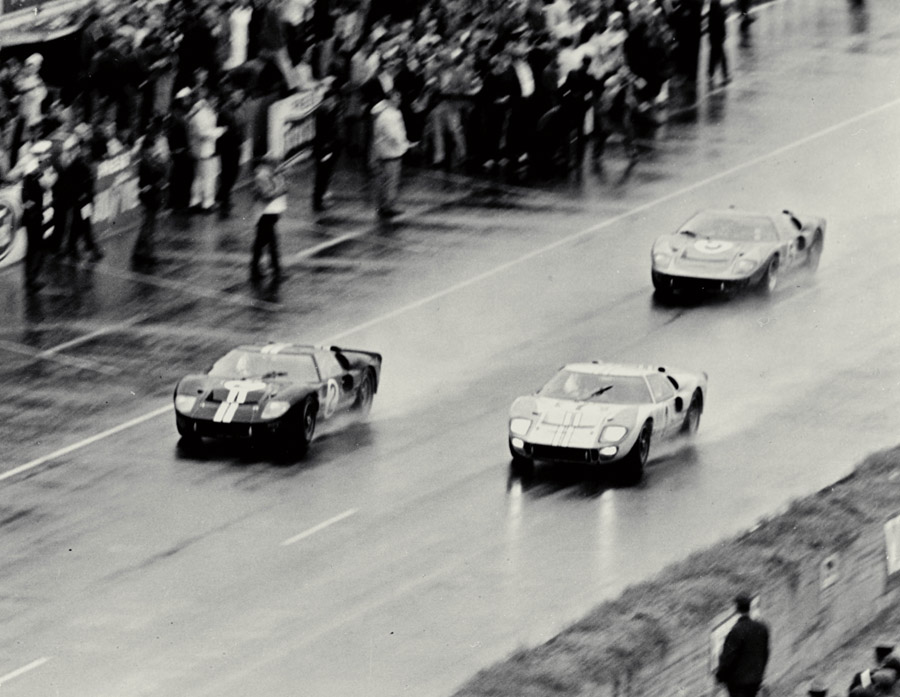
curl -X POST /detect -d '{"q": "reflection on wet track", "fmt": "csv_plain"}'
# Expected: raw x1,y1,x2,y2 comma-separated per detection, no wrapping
3,0,900,695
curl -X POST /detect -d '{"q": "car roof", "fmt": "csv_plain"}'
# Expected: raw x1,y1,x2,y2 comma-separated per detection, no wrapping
232,343,322,356
689,208,774,221
564,361,658,378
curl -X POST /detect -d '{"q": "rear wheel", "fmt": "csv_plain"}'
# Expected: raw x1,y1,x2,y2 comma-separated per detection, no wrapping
353,370,375,417
619,423,651,485
681,394,702,436
806,232,823,271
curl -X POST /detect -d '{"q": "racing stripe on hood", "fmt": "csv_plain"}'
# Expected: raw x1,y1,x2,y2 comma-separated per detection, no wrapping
561,411,583,447
214,386,251,423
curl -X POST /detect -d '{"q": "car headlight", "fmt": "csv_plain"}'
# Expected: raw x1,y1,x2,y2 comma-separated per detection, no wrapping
733,258,757,274
509,417,532,436
652,252,672,268
600,425,628,442
261,400,291,419
174,395,197,414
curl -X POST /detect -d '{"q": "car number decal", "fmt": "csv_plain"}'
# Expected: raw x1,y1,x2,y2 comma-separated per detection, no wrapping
694,239,734,254
323,378,340,418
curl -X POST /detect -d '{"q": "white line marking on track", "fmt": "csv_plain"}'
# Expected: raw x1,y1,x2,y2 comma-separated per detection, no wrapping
5,95,900,481
325,94,900,342
0,657,50,685
36,313,152,358
0,406,171,482
0,338,121,376
281,509,357,546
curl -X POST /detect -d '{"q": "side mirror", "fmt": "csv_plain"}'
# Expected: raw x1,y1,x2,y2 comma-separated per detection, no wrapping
342,374,354,391
674,396,684,413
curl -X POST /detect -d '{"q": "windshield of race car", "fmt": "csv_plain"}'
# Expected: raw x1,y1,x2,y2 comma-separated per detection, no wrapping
538,370,653,404
681,212,778,242
209,350,319,382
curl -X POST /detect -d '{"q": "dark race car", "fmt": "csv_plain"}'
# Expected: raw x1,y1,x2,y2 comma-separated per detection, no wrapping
651,208,825,299
174,343,381,454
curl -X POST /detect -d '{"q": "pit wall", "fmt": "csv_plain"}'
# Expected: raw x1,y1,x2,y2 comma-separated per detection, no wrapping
647,525,899,697
454,448,900,697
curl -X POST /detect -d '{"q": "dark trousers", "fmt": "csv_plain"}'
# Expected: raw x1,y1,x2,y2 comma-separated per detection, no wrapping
708,41,730,80
67,209,100,256
24,222,43,288
217,153,240,215
169,155,196,211
313,152,336,208
251,213,281,276
726,682,762,697
47,205,70,256
134,205,159,261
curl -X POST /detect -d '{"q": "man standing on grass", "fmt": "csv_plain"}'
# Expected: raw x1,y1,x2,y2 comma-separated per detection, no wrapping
716,593,770,697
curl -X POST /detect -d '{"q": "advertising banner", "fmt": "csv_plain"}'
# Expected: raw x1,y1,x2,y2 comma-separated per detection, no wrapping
0,147,140,269
0,187,26,269
267,84,326,162
884,514,900,576
92,149,141,226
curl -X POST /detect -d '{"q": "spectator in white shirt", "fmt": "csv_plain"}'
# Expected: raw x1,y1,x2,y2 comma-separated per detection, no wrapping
371,91,410,219
188,91,225,213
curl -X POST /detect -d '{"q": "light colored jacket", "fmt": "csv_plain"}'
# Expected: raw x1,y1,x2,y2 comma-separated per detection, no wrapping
188,99,223,159
371,100,409,160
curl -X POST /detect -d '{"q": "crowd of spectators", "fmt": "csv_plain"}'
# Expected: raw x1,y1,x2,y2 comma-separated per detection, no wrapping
0,0,728,193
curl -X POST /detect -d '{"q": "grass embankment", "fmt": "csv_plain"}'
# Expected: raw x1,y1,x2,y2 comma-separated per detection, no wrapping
452,446,900,697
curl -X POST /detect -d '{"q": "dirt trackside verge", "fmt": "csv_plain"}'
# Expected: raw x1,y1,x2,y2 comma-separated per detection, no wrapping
451,445,900,697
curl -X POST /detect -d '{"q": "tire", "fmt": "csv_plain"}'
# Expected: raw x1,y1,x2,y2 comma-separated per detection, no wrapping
294,398,317,454
176,416,201,444
619,423,651,485
806,232,823,271
681,394,702,436
759,256,779,295
509,441,535,476
353,370,375,417
652,273,676,303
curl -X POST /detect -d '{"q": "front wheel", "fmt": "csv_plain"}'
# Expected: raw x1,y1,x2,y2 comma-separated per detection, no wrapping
618,423,650,485
509,441,535,476
176,416,201,445
759,257,779,295
294,399,317,454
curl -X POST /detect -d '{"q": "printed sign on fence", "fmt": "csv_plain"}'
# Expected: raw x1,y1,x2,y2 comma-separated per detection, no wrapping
884,514,900,576
267,85,325,161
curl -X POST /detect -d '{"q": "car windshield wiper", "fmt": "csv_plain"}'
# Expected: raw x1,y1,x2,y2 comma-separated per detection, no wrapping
680,230,697,237
260,371,288,379
587,385,614,399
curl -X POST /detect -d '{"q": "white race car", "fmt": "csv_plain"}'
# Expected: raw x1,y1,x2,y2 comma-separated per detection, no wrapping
508,361,707,484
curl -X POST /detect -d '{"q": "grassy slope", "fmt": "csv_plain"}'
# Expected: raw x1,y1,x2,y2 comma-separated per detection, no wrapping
451,446,900,696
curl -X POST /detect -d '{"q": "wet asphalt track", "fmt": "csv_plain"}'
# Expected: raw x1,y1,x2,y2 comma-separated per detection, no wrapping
2,0,900,695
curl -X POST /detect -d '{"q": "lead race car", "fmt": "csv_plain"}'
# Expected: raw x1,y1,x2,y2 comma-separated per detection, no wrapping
651,208,825,299
174,343,381,454
508,361,707,484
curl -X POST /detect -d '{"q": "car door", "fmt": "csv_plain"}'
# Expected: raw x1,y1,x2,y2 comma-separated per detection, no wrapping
646,373,677,440
314,351,355,418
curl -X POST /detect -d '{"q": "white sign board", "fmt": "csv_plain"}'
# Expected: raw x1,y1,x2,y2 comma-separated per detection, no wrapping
884,514,900,575
820,553,840,590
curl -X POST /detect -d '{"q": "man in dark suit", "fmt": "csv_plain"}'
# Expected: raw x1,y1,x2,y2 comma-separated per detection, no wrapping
716,593,770,697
